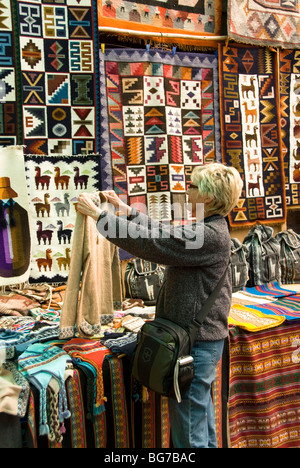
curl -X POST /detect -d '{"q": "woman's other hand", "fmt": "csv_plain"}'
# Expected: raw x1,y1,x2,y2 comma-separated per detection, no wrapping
77,193,102,221
102,190,132,217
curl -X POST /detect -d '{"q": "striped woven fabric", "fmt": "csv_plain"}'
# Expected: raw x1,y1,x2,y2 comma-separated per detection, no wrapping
242,282,297,298
229,322,300,448
244,295,300,321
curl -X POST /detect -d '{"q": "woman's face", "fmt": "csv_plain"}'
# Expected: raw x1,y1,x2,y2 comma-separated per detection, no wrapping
187,184,212,219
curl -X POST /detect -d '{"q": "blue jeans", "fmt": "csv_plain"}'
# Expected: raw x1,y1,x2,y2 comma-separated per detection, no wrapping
168,339,224,448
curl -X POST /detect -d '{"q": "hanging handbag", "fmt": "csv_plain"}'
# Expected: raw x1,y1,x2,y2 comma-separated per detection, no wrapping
124,258,165,305
131,267,228,403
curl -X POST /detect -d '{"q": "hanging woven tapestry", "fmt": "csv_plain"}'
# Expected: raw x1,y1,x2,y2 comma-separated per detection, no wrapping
218,44,286,227
0,146,31,286
25,154,101,283
99,48,221,222
279,49,300,209
228,0,300,49
9,0,100,156
97,0,223,49
0,0,21,147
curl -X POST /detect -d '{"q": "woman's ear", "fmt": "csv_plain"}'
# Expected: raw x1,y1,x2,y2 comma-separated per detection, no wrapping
197,194,213,205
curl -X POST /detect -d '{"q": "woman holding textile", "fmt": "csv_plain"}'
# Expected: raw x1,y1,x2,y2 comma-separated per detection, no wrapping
76,163,243,448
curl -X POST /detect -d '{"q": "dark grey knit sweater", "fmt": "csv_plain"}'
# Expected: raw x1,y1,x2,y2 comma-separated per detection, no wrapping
96,208,232,342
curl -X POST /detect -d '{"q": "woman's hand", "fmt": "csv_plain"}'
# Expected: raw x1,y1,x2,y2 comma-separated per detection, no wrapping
76,193,102,221
102,190,132,217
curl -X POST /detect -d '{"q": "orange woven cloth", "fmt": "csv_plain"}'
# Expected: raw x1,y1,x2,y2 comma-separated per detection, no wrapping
97,0,223,48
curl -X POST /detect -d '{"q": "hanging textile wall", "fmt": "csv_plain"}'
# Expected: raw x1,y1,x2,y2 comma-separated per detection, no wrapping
227,0,300,49
0,0,21,147
99,48,221,221
279,49,300,209
0,146,31,286
218,44,286,227
97,0,223,49
1,0,100,155
228,322,300,448
25,154,101,284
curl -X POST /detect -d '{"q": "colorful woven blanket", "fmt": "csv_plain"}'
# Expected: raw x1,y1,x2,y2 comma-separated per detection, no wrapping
100,48,220,222
219,44,286,227
229,322,300,448
228,0,300,49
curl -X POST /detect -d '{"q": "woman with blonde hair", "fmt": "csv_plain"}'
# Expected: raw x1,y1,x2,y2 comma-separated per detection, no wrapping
76,163,243,448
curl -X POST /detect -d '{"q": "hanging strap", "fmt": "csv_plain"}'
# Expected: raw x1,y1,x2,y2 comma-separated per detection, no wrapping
188,266,229,344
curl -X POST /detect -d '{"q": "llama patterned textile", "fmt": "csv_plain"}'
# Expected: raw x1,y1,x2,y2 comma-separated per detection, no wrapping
218,44,286,227
25,154,101,283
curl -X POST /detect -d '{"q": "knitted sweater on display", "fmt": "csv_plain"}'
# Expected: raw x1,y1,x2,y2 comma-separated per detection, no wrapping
96,209,232,342
59,211,123,340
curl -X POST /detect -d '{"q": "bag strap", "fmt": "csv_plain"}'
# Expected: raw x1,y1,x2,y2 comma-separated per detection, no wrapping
188,266,229,344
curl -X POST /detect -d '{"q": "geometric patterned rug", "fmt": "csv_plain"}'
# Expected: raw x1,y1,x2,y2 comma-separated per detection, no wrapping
279,49,300,209
228,0,300,49
219,43,286,227
1,0,100,155
99,48,221,223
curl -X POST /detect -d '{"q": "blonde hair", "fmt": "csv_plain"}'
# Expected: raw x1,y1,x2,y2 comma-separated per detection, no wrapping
191,163,243,217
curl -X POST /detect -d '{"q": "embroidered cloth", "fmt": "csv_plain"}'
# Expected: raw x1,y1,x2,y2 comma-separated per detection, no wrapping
218,44,286,227
100,48,221,221
229,304,285,332
228,0,300,49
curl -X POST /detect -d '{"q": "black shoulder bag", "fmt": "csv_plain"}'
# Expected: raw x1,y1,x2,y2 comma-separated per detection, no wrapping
131,267,228,403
